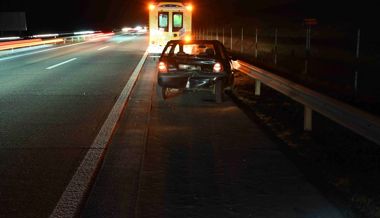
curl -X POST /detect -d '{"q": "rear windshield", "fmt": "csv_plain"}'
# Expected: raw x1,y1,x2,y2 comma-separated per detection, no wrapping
164,43,216,58
172,12,183,32
158,12,169,32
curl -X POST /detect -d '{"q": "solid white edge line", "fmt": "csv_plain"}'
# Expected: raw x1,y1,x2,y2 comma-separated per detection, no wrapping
49,48,149,218
97,46,109,51
46,58,77,70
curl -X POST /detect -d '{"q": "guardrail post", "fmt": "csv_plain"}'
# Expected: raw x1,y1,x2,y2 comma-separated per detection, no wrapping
222,28,225,45
304,27,311,74
304,106,313,131
354,28,360,97
241,27,244,53
255,28,258,59
255,80,261,96
230,28,233,51
274,28,278,65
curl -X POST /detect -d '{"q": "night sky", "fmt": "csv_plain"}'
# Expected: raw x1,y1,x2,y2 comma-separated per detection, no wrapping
0,0,377,33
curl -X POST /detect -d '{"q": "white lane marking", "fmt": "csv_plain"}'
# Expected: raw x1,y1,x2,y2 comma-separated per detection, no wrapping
46,58,77,70
49,48,149,218
97,46,109,51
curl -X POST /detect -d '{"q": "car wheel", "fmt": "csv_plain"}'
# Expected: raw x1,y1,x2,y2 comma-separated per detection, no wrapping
229,73,236,90
226,74,235,91
215,79,224,103
157,85,168,100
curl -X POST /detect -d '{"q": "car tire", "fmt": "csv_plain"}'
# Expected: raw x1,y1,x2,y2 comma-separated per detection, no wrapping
231,73,236,89
157,85,168,100
215,79,224,103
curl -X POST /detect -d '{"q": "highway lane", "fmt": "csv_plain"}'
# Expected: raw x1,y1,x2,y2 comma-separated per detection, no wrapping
0,34,147,217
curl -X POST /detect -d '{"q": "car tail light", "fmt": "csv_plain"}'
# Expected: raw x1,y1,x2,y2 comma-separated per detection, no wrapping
158,61,167,73
213,62,223,73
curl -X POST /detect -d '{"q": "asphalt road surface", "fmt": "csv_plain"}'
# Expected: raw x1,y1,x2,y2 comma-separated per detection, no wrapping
0,35,147,217
0,35,345,218
81,57,345,218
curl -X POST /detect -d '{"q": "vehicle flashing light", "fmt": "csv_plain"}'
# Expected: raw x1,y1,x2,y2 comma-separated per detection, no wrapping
149,4,155,10
186,4,193,11
213,62,223,73
184,35,192,42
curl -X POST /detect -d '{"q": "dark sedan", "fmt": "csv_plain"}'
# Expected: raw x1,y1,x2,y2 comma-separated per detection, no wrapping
156,40,235,103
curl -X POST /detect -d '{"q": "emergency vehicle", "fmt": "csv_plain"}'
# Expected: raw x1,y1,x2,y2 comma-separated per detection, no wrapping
148,1,192,53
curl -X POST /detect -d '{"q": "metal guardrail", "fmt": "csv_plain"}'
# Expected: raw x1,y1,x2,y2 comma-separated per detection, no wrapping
0,33,115,52
0,38,63,51
0,34,96,51
0,39,42,47
236,60,380,145
63,35,90,43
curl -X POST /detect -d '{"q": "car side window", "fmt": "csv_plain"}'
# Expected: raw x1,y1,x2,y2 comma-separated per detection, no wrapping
162,45,173,57
173,44,188,56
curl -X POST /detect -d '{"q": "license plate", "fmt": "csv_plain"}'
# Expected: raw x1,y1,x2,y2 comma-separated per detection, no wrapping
179,64,200,71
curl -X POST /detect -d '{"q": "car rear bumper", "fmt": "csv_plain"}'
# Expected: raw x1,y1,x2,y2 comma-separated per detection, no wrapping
158,72,226,88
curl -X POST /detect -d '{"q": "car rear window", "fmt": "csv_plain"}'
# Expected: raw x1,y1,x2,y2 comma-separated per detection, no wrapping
158,12,169,32
172,43,216,57
172,12,183,32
